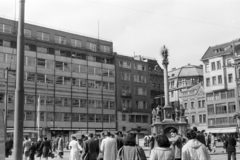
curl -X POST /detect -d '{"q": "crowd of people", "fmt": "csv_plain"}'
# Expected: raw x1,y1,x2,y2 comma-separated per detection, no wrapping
5,127,239,160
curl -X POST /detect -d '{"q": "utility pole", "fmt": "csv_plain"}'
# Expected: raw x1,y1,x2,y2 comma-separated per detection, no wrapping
4,67,8,141
13,0,25,160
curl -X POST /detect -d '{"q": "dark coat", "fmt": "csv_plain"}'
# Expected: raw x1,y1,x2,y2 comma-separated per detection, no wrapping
29,144,37,160
117,145,147,160
115,137,124,151
39,140,52,158
225,137,236,152
82,139,100,160
196,132,206,146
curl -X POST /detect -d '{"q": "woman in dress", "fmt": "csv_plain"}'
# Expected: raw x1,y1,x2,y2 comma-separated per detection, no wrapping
39,137,52,160
69,135,82,160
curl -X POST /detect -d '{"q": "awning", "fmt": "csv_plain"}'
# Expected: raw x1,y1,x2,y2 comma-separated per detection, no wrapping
206,127,236,133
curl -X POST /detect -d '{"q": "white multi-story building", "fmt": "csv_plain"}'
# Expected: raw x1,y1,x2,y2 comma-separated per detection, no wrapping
201,39,240,133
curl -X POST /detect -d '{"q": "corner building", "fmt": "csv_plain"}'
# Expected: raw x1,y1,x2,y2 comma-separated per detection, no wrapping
0,17,116,141
115,55,156,134
201,39,240,133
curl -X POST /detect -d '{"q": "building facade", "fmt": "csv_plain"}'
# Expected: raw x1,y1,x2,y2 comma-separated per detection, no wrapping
168,64,203,119
201,39,240,133
115,55,160,134
179,83,207,131
0,17,116,142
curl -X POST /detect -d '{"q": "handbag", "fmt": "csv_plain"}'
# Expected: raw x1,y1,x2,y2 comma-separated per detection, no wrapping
83,153,90,160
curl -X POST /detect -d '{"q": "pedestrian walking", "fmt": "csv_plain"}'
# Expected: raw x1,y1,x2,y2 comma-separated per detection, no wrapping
69,134,82,160
117,132,147,160
57,135,64,158
39,137,52,160
169,129,182,160
81,133,100,160
29,142,37,160
149,134,174,160
221,134,227,153
36,138,43,160
23,136,31,160
225,134,236,160
182,129,210,160
97,132,105,160
100,131,117,160
209,132,216,153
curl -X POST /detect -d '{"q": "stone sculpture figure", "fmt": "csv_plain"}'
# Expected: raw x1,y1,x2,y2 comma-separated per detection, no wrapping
180,105,185,117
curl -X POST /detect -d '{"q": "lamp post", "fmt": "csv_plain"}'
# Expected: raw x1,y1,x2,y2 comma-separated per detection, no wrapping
4,68,8,141
13,0,25,160
160,45,173,122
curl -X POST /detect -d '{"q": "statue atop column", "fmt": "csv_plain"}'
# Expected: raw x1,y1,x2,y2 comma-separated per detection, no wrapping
175,107,180,121
180,105,185,117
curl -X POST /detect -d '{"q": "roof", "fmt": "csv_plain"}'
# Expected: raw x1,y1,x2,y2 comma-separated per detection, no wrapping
201,39,240,60
168,64,203,79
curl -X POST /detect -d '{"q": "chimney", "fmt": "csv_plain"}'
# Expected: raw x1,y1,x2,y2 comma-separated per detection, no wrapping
172,67,176,71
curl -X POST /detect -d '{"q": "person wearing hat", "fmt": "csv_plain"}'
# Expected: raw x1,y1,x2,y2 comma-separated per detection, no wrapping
69,134,82,160
168,129,182,160
117,132,147,160
182,129,210,160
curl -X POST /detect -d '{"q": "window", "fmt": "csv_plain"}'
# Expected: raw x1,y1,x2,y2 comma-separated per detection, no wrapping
37,58,45,68
142,115,148,123
96,115,102,122
55,76,63,85
109,83,115,90
203,114,206,123
26,111,34,121
110,115,115,122
122,99,131,109
64,113,71,122
129,115,135,122
122,114,126,121
122,127,126,131
207,104,214,115
24,29,31,38
208,118,215,125
55,61,63,70
135,87,147,96
0,23,11,33
100,45,110,53
205,64,209,73
72,64,79,73
214,92,220,100
80,65,87,73
72,113,79,122
206,93,214,101
54,35,66,44
199,115,202,123
80,99,87,108
122,86,131,95
27,57,36,67
228,102,236,113
55,113,62,121
211,62,216,71
216,117,228,125
216,103,227,114
198,101,201,108
229,117,237,124
212,76,216,85
227,89,235,98
136,101,147,109
218,75,222,84
86,42,96,52
88,66,95,75
228,74,233,83
71,39,82,47
119,61,131,69
47,112,54,121
184,103,188,109
217,61,221,70
80,114,87,122
202,100,205,108
121,72,130,81
206,78,210,87
192,115,195,123
221,91,227,99
191,102,194,109
37,73,45,83
64,77,71,86
136,115,141,123
226,59,232,66
37,46,49,54
37,31,49,41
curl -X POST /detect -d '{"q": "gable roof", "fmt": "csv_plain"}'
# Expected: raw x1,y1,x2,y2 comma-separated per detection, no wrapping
168,64,203,79
201,39,240,61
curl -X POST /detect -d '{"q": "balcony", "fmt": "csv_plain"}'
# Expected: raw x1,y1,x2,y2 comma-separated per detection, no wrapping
121,93,132,98
122,107,133,113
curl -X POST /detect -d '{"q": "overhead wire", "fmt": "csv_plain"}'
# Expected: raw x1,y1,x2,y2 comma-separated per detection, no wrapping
82,0,240,30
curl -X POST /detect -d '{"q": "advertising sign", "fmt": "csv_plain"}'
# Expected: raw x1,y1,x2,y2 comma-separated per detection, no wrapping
0,109,5,160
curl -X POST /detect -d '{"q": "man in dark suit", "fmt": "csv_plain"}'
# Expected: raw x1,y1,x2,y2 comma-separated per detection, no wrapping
115,131,123,151
225,134,236,160
82,133,100,160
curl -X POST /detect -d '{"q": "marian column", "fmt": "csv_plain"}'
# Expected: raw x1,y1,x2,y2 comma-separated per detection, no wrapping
161,45,174,122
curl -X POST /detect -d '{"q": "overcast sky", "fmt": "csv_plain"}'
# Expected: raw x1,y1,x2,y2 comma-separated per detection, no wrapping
0,0,240,69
